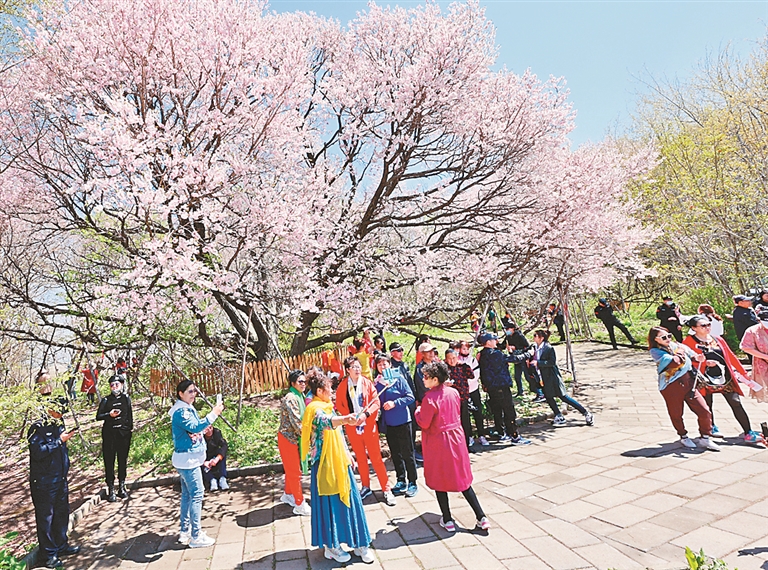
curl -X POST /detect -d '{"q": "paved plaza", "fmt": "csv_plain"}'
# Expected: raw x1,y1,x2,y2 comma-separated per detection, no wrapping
71,343,768,570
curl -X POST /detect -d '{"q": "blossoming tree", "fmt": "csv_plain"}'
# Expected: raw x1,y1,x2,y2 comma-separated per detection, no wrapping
0,0,654,359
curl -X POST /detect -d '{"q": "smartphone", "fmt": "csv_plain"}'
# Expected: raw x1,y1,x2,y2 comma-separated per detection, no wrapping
216,394,222,406
67,426,78,433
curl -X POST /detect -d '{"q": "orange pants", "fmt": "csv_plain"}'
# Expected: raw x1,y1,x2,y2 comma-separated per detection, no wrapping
344,425,390,491
277,433,304,506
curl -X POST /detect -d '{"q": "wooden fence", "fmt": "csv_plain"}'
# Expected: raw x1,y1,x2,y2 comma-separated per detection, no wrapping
149,347,346,398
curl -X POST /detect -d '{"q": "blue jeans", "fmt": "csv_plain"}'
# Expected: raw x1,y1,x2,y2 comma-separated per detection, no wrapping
178,467,204,538
546,393,587,416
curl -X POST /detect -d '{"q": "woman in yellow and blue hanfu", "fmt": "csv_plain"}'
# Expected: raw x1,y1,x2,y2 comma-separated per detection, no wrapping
300,368,374,564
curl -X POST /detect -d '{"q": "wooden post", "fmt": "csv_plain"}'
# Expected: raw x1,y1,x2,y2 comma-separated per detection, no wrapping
558,282,576,383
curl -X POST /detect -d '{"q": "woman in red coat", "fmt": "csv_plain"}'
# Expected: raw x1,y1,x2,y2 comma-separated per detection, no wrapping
683,315,762,444
415,361,490,533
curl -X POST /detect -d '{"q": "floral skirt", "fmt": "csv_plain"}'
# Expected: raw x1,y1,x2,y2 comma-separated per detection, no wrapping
310,463,370,549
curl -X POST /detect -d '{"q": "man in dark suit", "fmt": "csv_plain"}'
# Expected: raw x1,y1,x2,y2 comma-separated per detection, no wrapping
594,298,637,349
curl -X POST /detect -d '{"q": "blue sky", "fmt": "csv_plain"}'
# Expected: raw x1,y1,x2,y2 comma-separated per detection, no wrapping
269,1,768,147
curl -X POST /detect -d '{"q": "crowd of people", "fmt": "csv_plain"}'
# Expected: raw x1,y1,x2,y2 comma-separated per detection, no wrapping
265,324,595,563
26,290,768,568
648,290,768,451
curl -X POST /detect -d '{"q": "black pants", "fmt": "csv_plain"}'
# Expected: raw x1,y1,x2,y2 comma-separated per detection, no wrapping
460,400,472,449
704,391,751,433
386,422,418,484
555,322,565,341
602,320,635,348
662,323,683,342
436,486,485,523
408,403,418,450
487,386,518,438
103,430,132,485
467,389,485,438
30,479,70,558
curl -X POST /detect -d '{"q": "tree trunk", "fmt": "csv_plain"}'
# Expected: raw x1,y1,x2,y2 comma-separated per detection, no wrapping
290,310,320,356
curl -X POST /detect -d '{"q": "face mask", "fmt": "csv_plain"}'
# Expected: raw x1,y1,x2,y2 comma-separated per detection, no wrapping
665,301,673,306
111,386,122,396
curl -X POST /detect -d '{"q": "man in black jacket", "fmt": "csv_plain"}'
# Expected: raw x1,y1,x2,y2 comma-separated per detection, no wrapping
594,298,637,349
733,294,759,341
656,296,683,342
547,303,566,341
202,425,229,491
477,333,533,444
501,323,544,400
28,400,81,568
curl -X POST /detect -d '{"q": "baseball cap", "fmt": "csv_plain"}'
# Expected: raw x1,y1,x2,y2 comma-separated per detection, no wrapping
478,333,496,344
733,294,751,302
418,342,435,352
389,342,404,352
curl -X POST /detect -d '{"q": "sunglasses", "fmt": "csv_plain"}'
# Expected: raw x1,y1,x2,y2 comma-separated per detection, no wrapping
295,379,307,384
696,323,712,328
656,334,672,341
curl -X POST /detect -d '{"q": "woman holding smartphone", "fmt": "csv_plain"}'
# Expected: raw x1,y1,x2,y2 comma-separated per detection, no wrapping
301,368,374,564
96,374,133,502
169,380,224,548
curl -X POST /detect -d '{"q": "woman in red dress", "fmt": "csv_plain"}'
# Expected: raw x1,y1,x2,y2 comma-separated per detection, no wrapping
415,361,490,533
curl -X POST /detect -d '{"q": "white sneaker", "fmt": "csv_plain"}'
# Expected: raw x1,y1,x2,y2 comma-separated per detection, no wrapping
188,531,215,548
383,490,397,506
553,415,566,427
439,517,456,532
293,501,311,516
479,436,490,446
178,531,191,545
280,492,296,507
469,436,475,446
209,478,218,491
354,546,375,564
324,546,351,563
680,437,697,449
697,437,721,452
219,477,229,490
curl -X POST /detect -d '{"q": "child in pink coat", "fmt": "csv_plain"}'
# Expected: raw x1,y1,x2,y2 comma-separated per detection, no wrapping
415,361,490,533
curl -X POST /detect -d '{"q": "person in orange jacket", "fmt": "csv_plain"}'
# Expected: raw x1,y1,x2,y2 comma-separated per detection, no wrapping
335,356,394,505
320,346,343,378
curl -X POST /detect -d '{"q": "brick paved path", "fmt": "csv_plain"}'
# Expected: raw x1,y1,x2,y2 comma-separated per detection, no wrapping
72,343,768,570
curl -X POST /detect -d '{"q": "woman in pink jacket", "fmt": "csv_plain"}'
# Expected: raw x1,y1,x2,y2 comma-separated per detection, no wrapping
415,361,490,533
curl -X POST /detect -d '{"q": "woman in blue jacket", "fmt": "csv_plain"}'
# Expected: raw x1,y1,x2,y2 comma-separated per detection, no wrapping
170,380,224,549
375,354,417,503
531,330,593,427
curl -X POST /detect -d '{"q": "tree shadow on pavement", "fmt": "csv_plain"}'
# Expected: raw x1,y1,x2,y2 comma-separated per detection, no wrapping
64,531,176,569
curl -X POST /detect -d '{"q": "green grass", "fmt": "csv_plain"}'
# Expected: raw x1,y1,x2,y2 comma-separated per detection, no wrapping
125,397,280,475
